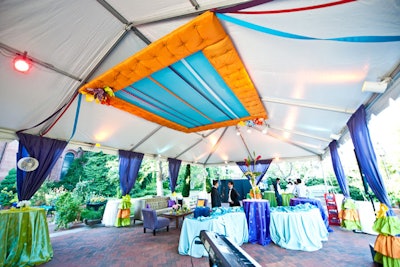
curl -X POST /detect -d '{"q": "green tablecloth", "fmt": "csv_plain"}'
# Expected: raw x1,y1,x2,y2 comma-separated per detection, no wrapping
262,191,293,207
263,191,277,207
0,207,53,266
282,193,294,206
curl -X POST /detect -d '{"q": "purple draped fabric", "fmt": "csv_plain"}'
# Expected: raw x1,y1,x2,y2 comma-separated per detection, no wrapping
16,133,67,201
242,199,271,245
236,159,273,185
168,158,181,193
118,150,144,196
289,197,332,232
329,140,350,198
347,105,395,216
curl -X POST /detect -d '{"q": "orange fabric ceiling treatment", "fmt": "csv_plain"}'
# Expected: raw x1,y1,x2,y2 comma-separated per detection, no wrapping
79,11,267,133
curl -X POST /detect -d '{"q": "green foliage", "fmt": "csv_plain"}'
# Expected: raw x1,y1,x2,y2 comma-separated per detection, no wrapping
81,208,103,220
51,151,119,202
54,191,82,230
0,168,17,206
305,178,328,187
182,164,191,197
81,203,105,220
348,185,367,201
205,168,212,193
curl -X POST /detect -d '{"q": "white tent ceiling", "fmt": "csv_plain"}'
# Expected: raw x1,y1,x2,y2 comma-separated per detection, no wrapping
0,0,399,165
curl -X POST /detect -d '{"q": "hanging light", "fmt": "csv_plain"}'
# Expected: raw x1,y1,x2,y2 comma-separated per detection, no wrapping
13,51,32,73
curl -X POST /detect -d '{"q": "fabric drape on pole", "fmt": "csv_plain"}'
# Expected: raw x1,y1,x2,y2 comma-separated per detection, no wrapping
329,140,361,230
347,105,400,266
236,159,273,185
168,158,181,193
16,133,67,201
118,150,144,196
329,141,350,198
116,150,143,227
347,105,394,215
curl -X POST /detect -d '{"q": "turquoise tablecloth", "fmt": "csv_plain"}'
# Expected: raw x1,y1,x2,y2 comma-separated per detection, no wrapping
289,197,332,232
269,204,329,251
0,208,53,266
178,207,248,258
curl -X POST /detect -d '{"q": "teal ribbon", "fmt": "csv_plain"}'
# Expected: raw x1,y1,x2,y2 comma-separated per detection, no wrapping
216,13,400,43
68,93,82,142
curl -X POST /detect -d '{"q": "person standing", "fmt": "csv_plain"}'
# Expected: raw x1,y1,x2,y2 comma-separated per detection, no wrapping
293,178,309,198
273,178,283,206
211,180,222,208
286,181,294,193
228,181,241,207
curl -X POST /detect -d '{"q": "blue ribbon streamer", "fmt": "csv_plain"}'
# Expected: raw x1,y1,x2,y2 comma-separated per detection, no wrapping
216,13,400,43
68,93,82,141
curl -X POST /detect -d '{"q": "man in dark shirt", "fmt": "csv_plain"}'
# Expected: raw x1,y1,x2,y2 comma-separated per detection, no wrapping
273,178,283,206
211,180,222,208
228,181,241,207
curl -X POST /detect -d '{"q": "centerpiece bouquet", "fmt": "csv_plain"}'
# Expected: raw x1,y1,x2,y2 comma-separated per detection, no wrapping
244,152,262,199
172,203,181,214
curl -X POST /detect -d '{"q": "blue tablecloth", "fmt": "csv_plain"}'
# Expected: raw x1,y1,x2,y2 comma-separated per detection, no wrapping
289,197,333,232
178,207,248,258
242,199,271,246
269,204,329,251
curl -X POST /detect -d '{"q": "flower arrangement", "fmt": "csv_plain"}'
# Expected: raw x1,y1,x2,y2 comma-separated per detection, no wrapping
17,200,31,208
89,195,107,204
243,152,262,199
81,86,114,105
237,118,264,127
172,203,181,213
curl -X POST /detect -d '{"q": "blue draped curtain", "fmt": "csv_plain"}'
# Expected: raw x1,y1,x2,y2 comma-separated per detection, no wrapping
168,158,181,193
16,133,67,201
236,159,273,185
329,140,350,198
347,105,394,216
118,150,144,196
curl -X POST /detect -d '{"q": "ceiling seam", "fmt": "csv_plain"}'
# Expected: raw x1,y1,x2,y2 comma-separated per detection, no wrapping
204,127,228,165
130,125,163,151
262,97,355,114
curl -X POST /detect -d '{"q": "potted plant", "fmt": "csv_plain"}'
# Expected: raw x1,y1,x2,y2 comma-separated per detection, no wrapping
81,208,104,226
54,191,82,230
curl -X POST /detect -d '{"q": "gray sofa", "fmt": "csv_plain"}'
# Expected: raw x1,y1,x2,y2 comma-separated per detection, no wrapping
132,196,172,223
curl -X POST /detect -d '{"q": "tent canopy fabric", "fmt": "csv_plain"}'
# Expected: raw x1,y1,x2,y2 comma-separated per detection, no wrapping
0,0,399,165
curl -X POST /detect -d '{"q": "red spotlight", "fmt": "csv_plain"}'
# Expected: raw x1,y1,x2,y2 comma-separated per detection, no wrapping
13,52,32,73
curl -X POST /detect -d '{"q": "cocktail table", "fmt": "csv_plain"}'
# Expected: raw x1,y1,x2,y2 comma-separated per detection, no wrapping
161,210,193,229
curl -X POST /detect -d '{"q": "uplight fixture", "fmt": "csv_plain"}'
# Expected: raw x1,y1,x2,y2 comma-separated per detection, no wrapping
13,51,32,73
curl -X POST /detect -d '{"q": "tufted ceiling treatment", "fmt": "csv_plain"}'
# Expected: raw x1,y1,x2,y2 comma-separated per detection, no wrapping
79,12,266,133
0,0,399,165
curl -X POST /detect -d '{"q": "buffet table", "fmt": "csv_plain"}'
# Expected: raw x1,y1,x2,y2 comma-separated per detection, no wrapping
289,197,332,232
178,207,248,258
242,199,271,245
0,208,53,266
269,204,329,251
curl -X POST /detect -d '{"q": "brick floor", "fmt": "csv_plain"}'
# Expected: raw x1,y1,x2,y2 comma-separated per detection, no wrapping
39,220,380,267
